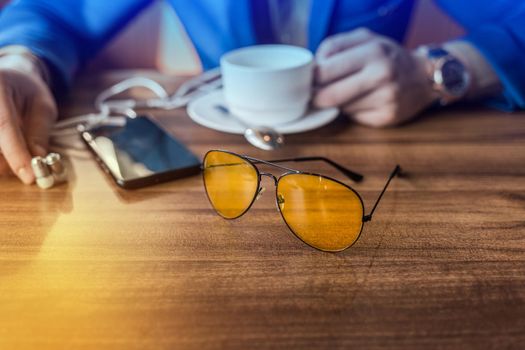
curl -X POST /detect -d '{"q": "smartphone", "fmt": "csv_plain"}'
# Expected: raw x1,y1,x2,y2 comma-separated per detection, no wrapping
80,115,201,189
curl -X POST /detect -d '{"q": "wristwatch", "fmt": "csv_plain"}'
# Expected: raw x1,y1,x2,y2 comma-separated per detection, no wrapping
418,45,471,105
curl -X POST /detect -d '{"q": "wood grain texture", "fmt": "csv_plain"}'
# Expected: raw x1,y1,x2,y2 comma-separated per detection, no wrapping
1,71,524,350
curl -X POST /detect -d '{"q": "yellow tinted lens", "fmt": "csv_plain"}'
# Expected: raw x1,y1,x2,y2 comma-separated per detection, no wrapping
203,151,259,219
277,174,364,252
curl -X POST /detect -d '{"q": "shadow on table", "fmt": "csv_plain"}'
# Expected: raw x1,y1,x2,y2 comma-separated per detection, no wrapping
288,112,352,140
110,173,200,205
0,156,75,277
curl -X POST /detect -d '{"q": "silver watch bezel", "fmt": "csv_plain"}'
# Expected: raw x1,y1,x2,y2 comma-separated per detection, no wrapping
418,45,471,105
432,55,471,101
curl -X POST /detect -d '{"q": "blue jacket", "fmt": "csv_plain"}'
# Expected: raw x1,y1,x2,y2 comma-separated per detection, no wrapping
0,0,523,109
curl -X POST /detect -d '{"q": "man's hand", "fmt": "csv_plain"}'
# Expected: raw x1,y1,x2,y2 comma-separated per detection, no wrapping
0,68,57,184
314,28,437,127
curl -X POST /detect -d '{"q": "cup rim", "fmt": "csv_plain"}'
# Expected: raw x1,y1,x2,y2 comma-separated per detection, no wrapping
220,44,313,73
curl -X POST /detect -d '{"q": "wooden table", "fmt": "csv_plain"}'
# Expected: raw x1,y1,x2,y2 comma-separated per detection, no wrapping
1,71,524,349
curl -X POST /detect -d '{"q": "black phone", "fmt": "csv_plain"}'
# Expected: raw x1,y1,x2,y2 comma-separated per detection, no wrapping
80,116,201,189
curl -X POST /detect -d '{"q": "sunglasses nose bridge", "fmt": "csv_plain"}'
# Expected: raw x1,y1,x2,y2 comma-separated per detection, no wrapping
259,172,278,186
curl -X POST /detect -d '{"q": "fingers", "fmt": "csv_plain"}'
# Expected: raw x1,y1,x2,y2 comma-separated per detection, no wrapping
0,90,34,184
314,61,394,108
344,84,398,114
315,40,391,86
315,28,374,62
23,94,57,157
346,109,397,128
342,85,402,127
0,155,9,174
342,80,435,128
314,29,434,128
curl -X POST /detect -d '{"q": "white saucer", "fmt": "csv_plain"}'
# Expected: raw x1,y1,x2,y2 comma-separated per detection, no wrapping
187,90,339,135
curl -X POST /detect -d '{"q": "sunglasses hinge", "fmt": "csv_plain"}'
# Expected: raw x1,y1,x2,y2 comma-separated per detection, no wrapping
363,214,372,222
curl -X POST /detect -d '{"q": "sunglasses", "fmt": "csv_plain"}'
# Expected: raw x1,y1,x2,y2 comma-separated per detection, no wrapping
202,150,401,252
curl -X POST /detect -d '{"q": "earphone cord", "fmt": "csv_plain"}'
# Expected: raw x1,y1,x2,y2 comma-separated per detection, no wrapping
49,69,222,156
50,77,172,155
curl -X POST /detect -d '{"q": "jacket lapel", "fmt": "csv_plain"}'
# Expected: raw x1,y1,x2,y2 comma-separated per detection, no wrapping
227,0,258,48
308,0,336,51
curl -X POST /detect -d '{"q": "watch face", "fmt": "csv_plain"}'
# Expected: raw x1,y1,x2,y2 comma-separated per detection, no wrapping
441,59,469,97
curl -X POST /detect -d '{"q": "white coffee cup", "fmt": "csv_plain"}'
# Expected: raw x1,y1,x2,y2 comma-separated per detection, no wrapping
220,45,313,126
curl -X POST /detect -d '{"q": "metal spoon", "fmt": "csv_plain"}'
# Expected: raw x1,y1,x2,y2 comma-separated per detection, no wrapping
214,105,284,151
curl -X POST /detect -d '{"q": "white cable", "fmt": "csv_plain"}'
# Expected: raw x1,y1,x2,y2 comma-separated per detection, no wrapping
54,113,106,130
95,76,169,111
51,72,222,154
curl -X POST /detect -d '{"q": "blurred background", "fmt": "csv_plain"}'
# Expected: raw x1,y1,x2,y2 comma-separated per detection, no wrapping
0,0,464,76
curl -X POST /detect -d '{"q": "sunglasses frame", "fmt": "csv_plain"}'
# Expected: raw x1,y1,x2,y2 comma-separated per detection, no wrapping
202,149,401,252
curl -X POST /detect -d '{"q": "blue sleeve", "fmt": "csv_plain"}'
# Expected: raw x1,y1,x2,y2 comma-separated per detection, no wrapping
436,0,525,110
0,0,151,90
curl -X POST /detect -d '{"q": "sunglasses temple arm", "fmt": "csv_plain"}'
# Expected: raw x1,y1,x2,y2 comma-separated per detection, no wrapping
266,157,364,182
363,165,402,222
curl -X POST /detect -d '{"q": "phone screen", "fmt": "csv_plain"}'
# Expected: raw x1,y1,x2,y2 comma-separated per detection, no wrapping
81,116,201,188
